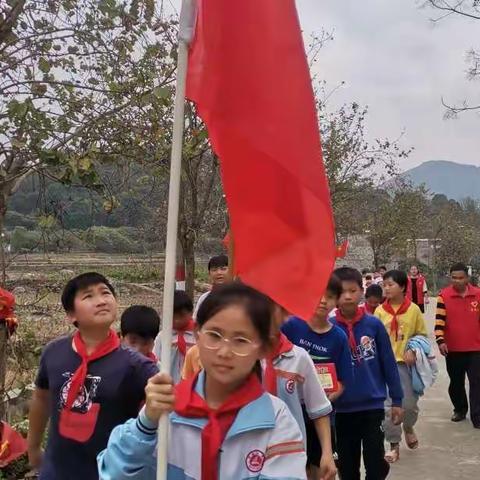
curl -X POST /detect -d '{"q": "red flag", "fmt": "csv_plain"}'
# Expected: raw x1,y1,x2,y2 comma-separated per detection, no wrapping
335,240,349,258
186,0,335,319
0,422,27,467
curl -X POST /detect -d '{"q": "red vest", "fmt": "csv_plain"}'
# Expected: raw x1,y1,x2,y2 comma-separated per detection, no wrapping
441,285,480,352
407,275,425,305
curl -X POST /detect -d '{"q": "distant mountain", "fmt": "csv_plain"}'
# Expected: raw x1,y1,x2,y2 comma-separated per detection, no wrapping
402,160,480,201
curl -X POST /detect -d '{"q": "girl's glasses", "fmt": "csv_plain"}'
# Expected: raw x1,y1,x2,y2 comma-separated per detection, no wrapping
198,329,259,357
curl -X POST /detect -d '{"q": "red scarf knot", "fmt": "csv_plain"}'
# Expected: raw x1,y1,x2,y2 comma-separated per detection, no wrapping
176,318,195,357
381,298,411,341
59,329,120,442
175,372,264,480
335,307,365,360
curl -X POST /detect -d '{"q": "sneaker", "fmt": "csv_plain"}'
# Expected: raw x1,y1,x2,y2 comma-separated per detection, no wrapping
451,412,467,422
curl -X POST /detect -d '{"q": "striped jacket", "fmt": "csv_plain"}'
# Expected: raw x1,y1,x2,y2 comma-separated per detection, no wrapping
97,371,307,480
435,285,480,352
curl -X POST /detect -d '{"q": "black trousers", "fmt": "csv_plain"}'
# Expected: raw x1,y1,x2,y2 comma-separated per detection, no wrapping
335,410,389,480
446,351,480,425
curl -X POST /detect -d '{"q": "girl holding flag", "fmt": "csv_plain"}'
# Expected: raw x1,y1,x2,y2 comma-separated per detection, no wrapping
98,283,308,479
375,270,428,463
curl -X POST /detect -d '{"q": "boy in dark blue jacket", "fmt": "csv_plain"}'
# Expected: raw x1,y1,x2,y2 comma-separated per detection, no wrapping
332,267,403,480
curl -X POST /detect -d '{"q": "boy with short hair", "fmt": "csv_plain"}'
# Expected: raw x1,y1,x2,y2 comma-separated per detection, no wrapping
363,283,384,315
193,254,229,319
332,267,403,480
27,272,158,480
154,290,195,383
121,305,161,362
282,275,352,479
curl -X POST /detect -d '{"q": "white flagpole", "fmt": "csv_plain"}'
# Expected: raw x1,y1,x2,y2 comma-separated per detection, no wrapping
157,1,196,479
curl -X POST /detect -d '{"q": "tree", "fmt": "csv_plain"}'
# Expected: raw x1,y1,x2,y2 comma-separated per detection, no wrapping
0,0,180,419
424,1,480,115
357,181,430,268
318,101,412,237
161,106,226,298
0,0,179,253
426,194,480,272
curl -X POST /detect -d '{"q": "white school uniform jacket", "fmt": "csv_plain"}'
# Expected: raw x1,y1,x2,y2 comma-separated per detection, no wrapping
193,291,210,320
154,330,196,384
97,371,307,480
265,345,332,443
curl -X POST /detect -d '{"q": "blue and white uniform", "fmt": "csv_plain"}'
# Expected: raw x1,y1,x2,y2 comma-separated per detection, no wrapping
97,371,307,480
154,330,196,384
264,345,332,444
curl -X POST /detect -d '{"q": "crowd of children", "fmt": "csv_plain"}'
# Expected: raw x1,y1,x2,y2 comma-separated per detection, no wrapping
27,257,446,480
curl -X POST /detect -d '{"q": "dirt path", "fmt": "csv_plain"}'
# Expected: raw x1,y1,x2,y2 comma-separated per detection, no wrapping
389,302,480,479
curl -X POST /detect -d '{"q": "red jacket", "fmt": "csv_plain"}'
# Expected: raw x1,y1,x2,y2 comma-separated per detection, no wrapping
406,275,426,305
436,285,480,352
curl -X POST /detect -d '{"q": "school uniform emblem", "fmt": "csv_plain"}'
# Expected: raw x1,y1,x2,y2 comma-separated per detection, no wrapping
245,449,265,472
285,378,295,394
470,301,479,312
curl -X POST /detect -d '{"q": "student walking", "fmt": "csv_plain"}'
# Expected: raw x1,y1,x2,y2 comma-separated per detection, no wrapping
406,266,428,313
435,263,480,428
362,284,384,315
121,305,161,363
267,303,336,480
27,273,158,480
155,290,196,383
282,275,352,479
98,283,308,479
193,254,230,319
332,267,403,480
375,269,428,462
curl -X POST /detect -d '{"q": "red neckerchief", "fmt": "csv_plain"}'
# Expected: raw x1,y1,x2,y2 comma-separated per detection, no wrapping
65,329,120,411
264,333,293,395
176,318,195,357
335,307,365,357
175,372,263,480
0,289,17,335
381,298,411,341
146,351,158,363
364,302,376,315
0,289,15,319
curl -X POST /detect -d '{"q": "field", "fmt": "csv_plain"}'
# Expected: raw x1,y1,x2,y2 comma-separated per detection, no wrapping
3,252,208,416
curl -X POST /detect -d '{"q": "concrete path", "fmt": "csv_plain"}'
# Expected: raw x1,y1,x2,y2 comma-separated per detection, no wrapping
389,302,480,480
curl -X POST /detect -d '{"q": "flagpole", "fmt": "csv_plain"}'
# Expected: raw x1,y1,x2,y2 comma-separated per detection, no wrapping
157,1,196,479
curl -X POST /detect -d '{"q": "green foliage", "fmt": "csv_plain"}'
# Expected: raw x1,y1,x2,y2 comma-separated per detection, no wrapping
4,210,36,229
319,100,412,236
0,0,177,217
83,226,143,253
10,227,42,251
195,265,209,283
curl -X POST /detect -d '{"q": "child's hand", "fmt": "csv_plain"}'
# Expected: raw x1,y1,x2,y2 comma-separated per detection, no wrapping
391,406,404,426
327,392,340,403
403,349,416,366
319,453,337,480
145,372,175,423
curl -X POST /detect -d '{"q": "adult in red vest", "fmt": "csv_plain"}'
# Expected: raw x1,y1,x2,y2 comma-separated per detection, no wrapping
406,265,428,313
435,263,480,428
